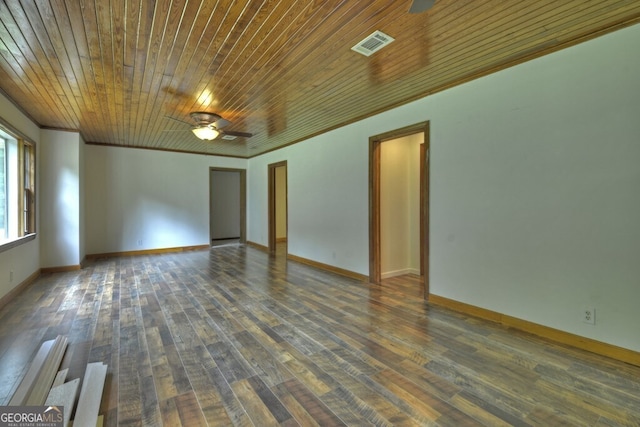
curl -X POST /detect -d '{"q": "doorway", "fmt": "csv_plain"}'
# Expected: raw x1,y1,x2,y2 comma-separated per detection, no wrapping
209,168,246,245
369,122,430,299
268,161,288,253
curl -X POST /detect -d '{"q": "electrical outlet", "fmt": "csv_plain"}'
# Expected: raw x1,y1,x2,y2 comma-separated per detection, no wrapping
137,239,143,246
582,307,596,325
9,270,14,282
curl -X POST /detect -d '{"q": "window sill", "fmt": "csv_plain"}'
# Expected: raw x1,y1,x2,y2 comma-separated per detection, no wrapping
0,233,36,254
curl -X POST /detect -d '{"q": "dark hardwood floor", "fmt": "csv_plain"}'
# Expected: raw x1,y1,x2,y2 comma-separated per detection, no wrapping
1,244,639,426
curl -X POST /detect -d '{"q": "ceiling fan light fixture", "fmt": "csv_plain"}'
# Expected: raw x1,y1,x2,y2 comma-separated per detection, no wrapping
192,125,219,140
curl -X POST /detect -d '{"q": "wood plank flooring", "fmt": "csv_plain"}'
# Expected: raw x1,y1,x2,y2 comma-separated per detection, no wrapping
1,244,639,426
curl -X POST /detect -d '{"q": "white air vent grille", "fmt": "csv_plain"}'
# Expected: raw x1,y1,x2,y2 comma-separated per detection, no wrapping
221,134,237,140
351,30,395,57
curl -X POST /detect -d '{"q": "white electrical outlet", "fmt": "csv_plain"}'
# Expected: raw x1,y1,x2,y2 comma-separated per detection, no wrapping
583,307,596,325
9,270,14,282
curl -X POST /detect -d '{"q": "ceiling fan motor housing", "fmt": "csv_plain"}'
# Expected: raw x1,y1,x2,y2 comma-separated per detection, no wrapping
190,111,222,126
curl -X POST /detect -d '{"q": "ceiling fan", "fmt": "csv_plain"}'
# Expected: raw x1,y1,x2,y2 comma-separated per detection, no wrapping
409,0,435,13
165,112,253,141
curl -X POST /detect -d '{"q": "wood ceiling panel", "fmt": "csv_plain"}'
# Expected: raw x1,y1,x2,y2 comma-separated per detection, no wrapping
0,2,74,127
0,0,639,158
272,0,632,144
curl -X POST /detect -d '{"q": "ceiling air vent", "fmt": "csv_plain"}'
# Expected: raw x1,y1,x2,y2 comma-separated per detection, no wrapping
351,30,395,57
221,134,237,140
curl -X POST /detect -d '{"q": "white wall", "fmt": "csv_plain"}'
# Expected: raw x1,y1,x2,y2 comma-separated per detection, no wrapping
247,151,288,247
407,135,421,272
248,131,370,273
39,129,82,268
84,145,246,254
79,134,86,261
247,24,640,351
0,93,41,300
380,134,421,277
429,26,640,351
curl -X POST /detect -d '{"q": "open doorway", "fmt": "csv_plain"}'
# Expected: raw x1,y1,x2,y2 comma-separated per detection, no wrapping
369,122,430,299
268,161,287,253
209,168,246,246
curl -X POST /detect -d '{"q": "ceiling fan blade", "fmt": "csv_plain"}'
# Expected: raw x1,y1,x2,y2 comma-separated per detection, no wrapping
169,112,248,138
224,130,253,138
409,0,435,13
213,118,232,128
165,115,192,126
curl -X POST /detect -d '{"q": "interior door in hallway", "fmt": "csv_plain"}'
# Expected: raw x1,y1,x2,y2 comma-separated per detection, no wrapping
210,168,246,244
380,134,422,279
370,122,430,298
268,161,287,253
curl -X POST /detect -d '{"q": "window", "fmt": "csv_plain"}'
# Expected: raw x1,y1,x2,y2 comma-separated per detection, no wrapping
0,127,35,248
22,142,35,235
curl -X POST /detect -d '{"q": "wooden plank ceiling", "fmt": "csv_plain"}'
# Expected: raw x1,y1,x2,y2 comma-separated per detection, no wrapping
1,0,639,158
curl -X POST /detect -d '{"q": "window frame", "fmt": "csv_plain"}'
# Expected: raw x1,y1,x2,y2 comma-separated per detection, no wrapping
0,123,36,254
20,140,35,236
0,137,6,238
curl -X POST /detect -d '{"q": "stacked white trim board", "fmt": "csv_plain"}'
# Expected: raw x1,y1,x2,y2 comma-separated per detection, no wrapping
9,335,108,427
72,362,108,427
9,336,67,406
45,378,79,427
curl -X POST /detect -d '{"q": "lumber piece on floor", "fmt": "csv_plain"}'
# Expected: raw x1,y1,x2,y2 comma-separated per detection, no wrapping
52,368,69,388
26,335,69,405
70,414,103,427
73,362,108,427
8,339,55,405
45,378,80,427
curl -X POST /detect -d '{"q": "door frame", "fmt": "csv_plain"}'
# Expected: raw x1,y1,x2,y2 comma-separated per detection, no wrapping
268,161,287,253
369,121,430,299
209,167,247,244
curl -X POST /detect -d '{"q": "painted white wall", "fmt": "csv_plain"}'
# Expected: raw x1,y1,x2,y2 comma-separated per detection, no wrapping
248,130,370,273
40,129,82,268
84,145,246,254
247,23,640,351
407,135,421,272
0,93,41,300
428,25,640,351
210,170,241,240
247,151,287,247
381,134,421,278
79,135,86,261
